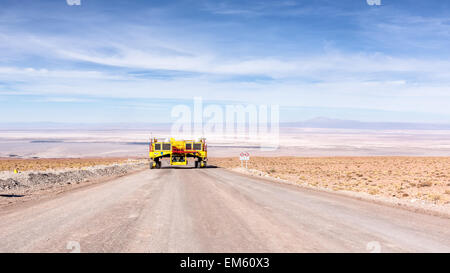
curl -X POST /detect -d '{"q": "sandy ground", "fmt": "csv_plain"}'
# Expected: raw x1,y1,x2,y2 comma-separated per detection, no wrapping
0,157,141,171
210,157,450,206
0,167,449,253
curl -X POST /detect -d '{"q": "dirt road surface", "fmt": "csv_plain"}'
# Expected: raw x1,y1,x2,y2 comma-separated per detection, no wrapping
0,167,449,253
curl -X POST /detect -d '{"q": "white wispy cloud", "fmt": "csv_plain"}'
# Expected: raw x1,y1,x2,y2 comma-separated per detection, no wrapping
1,0,450,122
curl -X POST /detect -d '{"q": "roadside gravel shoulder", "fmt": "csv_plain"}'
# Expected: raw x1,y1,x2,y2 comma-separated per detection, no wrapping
0,160,147,208
229,167,450,219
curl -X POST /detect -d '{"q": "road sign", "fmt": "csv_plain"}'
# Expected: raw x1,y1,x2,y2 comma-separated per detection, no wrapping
240,152,249,161
240,152,250,168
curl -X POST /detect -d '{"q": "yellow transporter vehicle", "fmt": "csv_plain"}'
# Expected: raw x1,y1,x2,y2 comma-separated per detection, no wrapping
149,137,207,169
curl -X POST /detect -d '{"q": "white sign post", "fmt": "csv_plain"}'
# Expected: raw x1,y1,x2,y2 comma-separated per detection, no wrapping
239,152,250,168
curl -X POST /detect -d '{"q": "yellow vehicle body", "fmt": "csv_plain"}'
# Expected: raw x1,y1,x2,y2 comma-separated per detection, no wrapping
149,137,207,169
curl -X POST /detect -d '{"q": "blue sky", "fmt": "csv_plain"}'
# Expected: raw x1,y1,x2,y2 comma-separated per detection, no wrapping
1,0,450,123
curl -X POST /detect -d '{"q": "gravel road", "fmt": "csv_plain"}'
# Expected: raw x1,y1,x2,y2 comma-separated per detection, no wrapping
0,167,449,253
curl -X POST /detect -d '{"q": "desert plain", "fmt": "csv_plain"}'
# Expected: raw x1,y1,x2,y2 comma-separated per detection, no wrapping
1,127,450,208
210,157,450,205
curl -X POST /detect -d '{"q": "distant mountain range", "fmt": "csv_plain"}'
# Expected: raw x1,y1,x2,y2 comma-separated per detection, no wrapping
1,118,450,130
282,117,450,130
0,122,172,130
